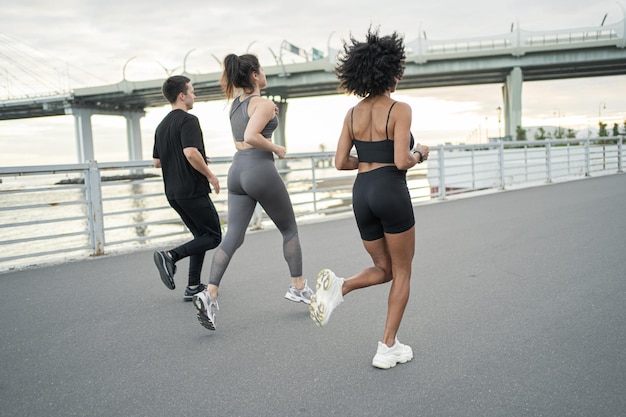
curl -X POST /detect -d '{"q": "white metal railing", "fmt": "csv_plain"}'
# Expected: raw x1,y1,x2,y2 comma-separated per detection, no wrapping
405,14,626,61
0,137,623,271
428,137,623,198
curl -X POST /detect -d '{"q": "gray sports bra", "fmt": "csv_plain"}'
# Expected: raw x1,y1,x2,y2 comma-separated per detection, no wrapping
352,102,414,164
229,95,278,141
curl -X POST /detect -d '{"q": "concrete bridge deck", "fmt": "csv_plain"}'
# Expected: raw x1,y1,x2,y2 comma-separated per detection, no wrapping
1,174,625,417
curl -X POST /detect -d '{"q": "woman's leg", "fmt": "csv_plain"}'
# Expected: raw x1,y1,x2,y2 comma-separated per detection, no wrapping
339,227,414,347
342,237,393,295
249,163,304,287
310,236,393,327
380,226,415,347
207,192,257,293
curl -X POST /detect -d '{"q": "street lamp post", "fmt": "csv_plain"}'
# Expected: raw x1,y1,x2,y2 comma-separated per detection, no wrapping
496,106,502,139
122,56,136,81
554,108,562,137
598,102,606,124
485,116,488,141
183,49,196,73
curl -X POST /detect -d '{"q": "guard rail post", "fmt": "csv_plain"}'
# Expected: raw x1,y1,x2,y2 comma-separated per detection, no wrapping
470,148,476,190
498,140,505,189
585,139,591,176
545,142,552,183
86,160,105,255
618,137,623,173
311,155,318,214
437,146,446,200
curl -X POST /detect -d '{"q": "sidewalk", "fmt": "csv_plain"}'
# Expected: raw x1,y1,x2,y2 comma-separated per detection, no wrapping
1,174,625,417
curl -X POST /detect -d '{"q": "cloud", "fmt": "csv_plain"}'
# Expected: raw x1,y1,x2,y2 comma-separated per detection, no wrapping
1,0,624,165
3,0,623,83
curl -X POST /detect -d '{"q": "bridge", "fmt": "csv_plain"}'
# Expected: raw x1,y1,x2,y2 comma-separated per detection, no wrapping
1,13,626,163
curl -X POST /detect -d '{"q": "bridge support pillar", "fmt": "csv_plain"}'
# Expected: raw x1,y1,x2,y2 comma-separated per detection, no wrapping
273,98,289,170
67,104,146,163
502,67,523,140
273,98,288,149
123,109,146,161
72,107,95,163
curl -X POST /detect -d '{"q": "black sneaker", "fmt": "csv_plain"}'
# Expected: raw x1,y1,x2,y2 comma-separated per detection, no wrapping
153,250,176,290
184,283,206,302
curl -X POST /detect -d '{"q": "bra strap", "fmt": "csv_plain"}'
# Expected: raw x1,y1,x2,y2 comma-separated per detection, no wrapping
350,107,355,139
229,96,243,119
385,101,398,139
230,95,259,119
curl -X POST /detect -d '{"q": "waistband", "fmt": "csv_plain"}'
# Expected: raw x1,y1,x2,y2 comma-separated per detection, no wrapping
233,148,275,161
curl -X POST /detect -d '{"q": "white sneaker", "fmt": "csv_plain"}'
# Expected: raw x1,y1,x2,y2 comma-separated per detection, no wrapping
372,338,413,369
309,269,344,327
284,279,313,305
192,290,219,331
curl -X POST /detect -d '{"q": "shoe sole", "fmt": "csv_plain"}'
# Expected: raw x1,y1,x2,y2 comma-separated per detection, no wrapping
309,269,333,327
196,312,216,331
317,268,332,290
309,295,324,327
372,354,413,369
193,295,216,331
153,251,175,290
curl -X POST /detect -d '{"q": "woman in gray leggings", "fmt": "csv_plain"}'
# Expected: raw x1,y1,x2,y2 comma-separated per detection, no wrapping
193,53,313,331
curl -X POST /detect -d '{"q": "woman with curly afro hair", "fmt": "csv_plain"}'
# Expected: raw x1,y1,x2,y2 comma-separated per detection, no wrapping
310,27,430,369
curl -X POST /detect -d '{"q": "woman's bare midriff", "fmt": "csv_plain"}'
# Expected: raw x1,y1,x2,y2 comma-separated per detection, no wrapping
358,162,395,173
235,142,255,150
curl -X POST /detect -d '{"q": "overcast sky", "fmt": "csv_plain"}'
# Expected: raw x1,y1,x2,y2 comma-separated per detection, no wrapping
1,0,625,165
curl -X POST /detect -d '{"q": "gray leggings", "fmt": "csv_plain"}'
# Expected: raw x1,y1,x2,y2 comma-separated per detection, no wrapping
208,149,302,286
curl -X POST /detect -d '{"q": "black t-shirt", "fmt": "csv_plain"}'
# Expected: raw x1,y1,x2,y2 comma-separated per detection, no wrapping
153,109,209,199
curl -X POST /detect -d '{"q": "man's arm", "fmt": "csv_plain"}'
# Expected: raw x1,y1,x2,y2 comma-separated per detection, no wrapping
183,147,220,194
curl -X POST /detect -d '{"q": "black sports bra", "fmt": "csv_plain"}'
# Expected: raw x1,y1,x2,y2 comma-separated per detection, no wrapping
351,102,414,164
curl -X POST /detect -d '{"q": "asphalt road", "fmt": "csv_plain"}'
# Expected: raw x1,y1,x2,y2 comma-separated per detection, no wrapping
1,174,625,417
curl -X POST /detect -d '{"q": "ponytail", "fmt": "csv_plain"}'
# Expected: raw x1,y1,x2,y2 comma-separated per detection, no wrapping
220,53,260,100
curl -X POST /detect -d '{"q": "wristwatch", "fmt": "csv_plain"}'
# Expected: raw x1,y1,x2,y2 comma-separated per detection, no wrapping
412,149,424,164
